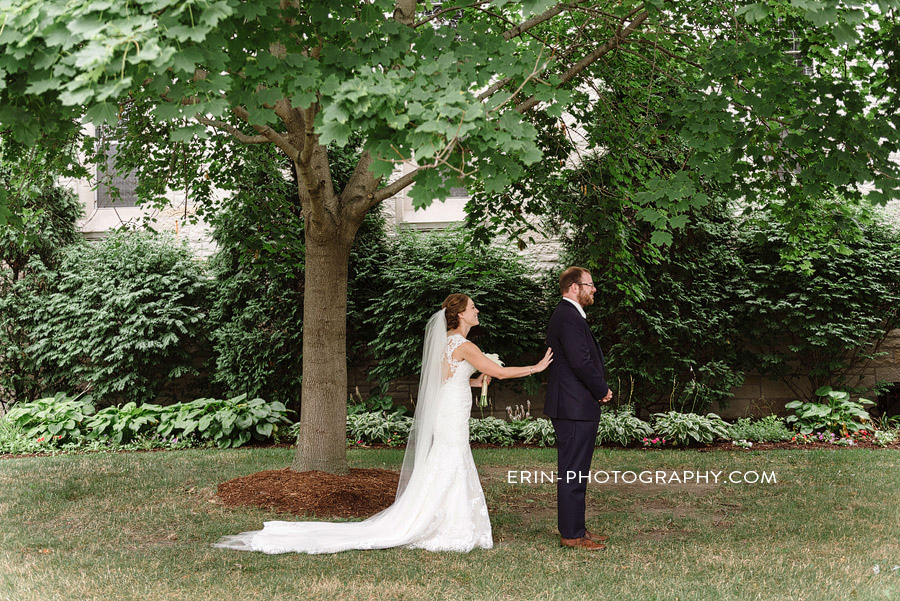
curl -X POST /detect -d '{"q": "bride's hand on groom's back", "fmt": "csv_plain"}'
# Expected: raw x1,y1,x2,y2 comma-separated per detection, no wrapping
534,348,553,373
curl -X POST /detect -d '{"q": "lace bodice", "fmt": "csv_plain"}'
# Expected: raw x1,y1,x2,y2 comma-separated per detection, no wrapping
443,334,476,385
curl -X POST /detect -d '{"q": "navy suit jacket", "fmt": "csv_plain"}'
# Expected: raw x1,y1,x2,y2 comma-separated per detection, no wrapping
543,300,609,421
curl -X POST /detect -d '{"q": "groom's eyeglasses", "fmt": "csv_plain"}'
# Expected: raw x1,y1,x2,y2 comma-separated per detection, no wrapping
575,282,596,289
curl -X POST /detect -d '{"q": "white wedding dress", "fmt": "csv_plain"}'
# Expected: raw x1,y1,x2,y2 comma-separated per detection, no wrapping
213,316,493,554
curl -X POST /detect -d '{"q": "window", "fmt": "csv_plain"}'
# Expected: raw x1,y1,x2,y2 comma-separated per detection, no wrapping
96,141,140,208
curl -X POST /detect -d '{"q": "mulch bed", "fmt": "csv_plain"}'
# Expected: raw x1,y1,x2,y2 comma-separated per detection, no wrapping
216,467,400,519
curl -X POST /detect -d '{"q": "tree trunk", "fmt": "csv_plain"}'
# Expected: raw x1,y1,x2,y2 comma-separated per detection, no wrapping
290,221,356,474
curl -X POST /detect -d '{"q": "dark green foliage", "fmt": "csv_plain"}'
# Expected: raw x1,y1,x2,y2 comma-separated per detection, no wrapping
0,163,82,408
364,228,547,392
561,187,745,413
205,147,306,408
206,142,390,408
24,231,211,405
735,208,900,399
0,163,83,280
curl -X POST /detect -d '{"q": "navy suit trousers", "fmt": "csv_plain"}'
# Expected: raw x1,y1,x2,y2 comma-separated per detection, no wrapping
551,417,600,539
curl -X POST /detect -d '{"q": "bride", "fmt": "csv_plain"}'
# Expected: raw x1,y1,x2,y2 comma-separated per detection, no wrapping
213,293,553,554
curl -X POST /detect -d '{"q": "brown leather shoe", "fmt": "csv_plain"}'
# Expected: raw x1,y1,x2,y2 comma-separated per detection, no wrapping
585,530,609,543
560,536,607,550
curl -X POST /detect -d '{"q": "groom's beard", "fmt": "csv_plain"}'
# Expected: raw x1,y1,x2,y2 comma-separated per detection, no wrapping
578,288,594,307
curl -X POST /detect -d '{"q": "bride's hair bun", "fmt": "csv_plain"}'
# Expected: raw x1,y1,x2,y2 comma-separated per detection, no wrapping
442,293,470,330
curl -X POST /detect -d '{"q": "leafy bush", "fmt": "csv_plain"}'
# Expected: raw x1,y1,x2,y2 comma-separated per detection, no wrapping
346,411,413,446
784,387,874,435
23,231,211,405
728,415,792,442
86,402,165,445
596,406,653,447
365,228,548,393
559,191,746,413
1,392,291,451
0,162,83,408
468,416,516,446
3,392,95,443
735,208,900,399
157,395,292,449
652,411,730,447
517,417,557,447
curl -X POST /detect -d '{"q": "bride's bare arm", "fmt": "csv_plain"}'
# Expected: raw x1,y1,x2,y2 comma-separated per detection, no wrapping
456,342,552,380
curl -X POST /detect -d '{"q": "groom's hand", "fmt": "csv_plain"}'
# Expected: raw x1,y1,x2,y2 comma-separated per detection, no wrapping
599,390,613,403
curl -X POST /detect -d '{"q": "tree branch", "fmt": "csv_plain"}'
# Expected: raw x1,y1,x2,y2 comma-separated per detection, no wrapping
193,117,272,144
515,10,651,113
502,2,569,41
415,1,490,27
372,165,422,205
393,0,416,26
617,48,688,86
232,106,300,161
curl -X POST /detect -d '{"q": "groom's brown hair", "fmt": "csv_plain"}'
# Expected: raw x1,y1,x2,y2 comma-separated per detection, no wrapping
559,266,589,295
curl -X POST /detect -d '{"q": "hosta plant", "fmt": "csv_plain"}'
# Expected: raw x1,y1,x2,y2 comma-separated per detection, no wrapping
517,417,556,447
596,406,653,447
4,392,95,443
86,402,165,445
785,387,874,435
345,411,413,445
158,395,292,448
652,411,730,447
468,417,516,446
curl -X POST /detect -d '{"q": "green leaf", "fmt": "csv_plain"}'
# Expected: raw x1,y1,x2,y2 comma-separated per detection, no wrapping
736,3,770,24
650,230,673,247
317,120,352,147
84,102,120,126
832,23,860,46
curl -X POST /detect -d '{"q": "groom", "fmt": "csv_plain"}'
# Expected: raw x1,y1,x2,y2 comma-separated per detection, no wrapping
544,266,612,551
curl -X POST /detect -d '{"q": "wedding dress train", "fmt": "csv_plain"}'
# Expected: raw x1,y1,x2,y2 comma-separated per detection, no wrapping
213,325,493,555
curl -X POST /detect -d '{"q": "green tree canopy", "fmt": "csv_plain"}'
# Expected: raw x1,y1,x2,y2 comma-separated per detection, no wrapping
1,0,898,473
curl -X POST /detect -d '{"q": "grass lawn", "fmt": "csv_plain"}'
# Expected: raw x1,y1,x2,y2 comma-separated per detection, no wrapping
1,446,899,601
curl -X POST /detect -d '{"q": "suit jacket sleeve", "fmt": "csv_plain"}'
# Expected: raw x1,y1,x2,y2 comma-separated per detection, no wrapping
557,310,609,401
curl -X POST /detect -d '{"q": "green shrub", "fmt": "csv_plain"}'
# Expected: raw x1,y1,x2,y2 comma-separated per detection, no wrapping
468,416,516,446
596,406,653,447
0,163,83,408
3,392,95,443
560,192,746,413
23,231,211,405
652,411,730,447
157,395,292,449
366,228,548,394
86,402,166,445
728,415,792,442
345,411,413,446
517,417,557,447
735,209,900,399
784,387,874,435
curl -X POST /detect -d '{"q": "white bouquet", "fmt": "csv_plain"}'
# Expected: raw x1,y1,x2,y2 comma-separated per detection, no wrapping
479,353,504,407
